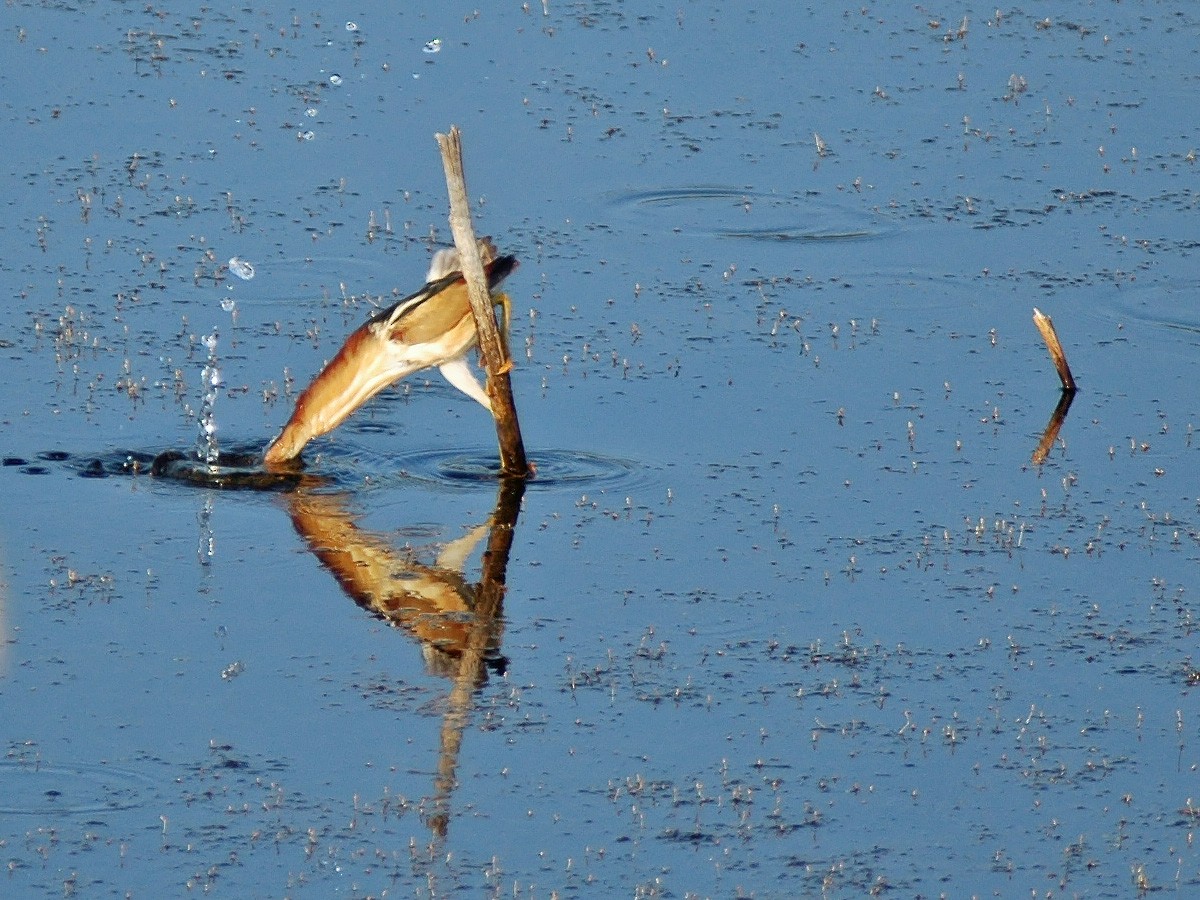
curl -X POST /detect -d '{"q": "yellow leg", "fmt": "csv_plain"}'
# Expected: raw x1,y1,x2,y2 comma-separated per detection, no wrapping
493,292,514,374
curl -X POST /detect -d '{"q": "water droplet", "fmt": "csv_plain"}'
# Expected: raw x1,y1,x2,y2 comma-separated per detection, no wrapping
423,38,442,54
196,331,222,465
329,73,343,86
228,257,255,280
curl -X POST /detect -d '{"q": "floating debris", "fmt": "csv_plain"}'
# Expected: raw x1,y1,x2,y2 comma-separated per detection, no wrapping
221,661,246,680
227,256,255,280
1004,73,1028,102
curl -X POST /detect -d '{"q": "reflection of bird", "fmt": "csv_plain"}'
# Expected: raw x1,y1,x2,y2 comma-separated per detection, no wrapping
264,239,517,466
286,491,504,678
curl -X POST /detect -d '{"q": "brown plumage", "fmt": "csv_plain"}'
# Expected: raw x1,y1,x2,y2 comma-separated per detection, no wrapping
263,243,517,466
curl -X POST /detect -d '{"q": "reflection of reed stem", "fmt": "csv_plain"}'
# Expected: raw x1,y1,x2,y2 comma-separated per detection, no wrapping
1032,307,1076,393
1031,389,1076,466
436,126,531,478
429,476,526,839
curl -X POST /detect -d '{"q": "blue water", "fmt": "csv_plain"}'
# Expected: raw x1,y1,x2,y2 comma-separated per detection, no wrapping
2,2,1198,896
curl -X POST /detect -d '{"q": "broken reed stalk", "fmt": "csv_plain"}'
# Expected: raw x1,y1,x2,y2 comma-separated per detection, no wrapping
1032,307,1077,393
435,126,530,478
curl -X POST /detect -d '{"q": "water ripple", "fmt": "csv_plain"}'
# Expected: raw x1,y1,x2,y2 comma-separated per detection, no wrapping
13,444,648,495
0,760,155,816
390,447,646,493
607,184,889,243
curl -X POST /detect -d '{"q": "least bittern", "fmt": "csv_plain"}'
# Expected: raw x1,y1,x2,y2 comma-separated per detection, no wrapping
263,240,517,466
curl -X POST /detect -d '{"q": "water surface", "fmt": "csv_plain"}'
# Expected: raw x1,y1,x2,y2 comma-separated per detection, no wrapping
2,2,1198,896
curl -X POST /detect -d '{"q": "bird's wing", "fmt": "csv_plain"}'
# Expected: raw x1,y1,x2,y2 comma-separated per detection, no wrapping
438,356,492,410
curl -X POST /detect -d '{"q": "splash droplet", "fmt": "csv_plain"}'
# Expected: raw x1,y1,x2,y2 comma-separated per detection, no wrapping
228,257,255,280
196,330,222,466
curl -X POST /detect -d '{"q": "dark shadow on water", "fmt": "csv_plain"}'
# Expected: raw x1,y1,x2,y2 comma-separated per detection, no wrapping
150,446,321,491
12,445,318,491
16,443,641,497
